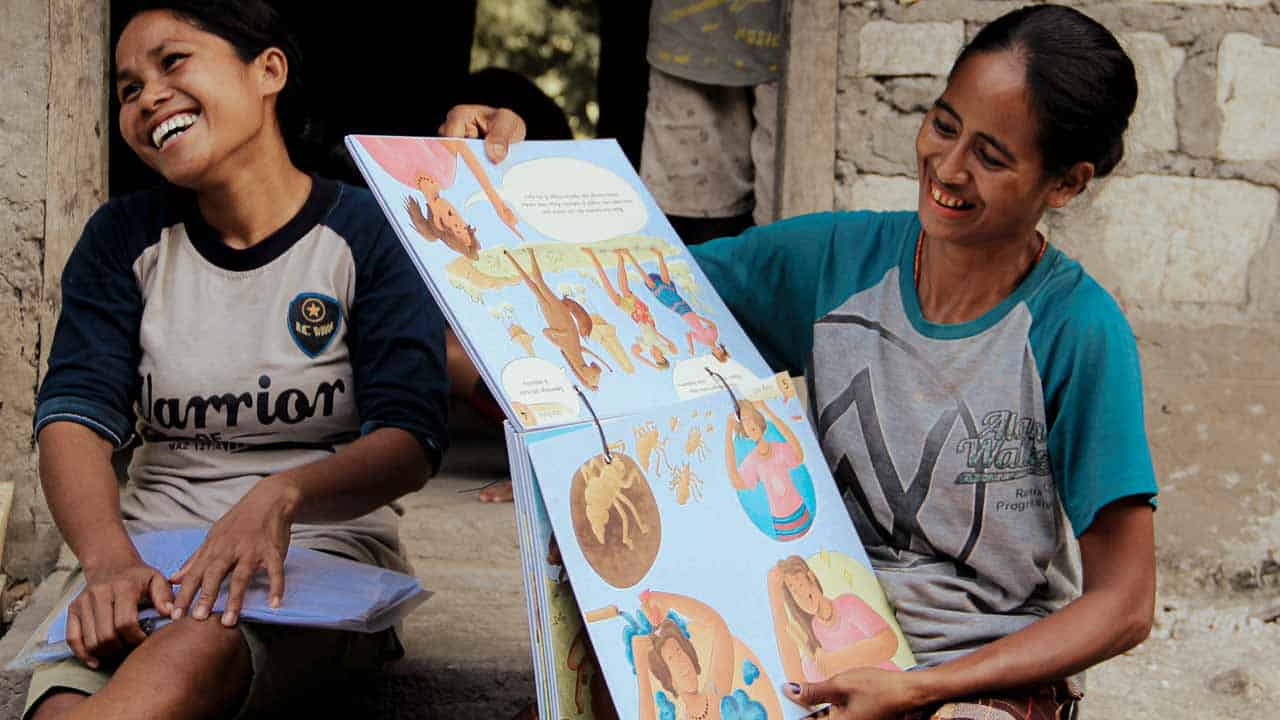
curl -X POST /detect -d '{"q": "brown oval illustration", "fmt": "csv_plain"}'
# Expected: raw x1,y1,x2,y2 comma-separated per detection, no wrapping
570,452,662,588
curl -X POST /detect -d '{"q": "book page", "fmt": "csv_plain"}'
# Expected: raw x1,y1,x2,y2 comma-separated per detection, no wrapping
346,137,774,431
523,390,915,720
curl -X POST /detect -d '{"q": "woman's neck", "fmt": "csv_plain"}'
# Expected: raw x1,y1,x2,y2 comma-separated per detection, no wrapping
194,138,312,250
916,229,1043,324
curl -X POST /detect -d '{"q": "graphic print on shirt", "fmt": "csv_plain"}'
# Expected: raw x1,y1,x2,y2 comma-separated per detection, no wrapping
813,311,1052,584
137,372,354,454
288,292,344,357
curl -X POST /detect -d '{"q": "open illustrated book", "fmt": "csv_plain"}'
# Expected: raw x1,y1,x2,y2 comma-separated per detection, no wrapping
347,136,916,719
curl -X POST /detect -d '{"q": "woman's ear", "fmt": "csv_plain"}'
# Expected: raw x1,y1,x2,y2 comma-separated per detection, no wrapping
256,46,288,97
1046,161,1095,209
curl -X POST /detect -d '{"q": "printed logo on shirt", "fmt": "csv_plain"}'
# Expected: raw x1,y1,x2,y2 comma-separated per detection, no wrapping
288,292,343,357
954,410,1050,485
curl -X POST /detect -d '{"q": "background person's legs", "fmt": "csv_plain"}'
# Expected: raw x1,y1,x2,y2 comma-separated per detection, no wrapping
639,68,756,244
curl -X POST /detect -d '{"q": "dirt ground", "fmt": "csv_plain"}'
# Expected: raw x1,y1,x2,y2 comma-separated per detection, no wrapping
1082,322,1280,718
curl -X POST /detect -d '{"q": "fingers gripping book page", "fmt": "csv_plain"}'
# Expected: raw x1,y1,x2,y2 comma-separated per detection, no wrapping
345,137,774,431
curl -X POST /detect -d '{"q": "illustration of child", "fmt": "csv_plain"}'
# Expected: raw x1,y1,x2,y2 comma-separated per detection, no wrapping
767,556,899,683
620,248,728,361
357,136,521,260
627,591,779,720
583,246,679,371
726,400,815,541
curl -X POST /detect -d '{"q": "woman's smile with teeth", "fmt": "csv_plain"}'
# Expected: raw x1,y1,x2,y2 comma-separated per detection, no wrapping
152,113,198,149
931,182,973,210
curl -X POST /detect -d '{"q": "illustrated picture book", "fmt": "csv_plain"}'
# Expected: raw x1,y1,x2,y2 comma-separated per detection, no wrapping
347,136,915,719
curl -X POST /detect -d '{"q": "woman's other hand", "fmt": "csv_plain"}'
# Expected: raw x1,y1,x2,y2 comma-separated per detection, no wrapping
784,667,924,720
66,562,174,668
439,104,527,163
170,475,299,626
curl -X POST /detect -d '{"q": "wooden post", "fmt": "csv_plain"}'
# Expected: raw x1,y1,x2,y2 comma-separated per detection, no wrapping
776,0,839,221
43,0,110,384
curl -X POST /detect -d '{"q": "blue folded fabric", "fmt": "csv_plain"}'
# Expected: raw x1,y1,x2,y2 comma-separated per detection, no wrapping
8,527,429,669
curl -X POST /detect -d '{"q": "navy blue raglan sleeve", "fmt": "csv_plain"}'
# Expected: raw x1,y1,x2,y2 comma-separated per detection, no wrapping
344,198,449,473
36,199,153,448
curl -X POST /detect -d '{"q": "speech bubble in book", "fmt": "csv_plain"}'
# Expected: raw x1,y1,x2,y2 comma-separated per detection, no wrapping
502,357,581,425
570,452,662,588
672,356,767,401
473,157,647,245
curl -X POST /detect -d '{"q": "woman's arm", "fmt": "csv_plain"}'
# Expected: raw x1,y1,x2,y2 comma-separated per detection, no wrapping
39,422,175,668
787,497,1155,718
584,247,622,305
633,635,658,720
724,417,746,490
767,566,807,682
761,403,803,461
170,427,431,625
813,627,898,677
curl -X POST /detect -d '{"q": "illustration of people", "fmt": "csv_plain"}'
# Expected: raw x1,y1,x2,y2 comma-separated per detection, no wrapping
620,248,728,361
503,248,606,390
767,556,899,683
628,591,780,720
357,136,521,260
726,399,815,541
583,246,679,371
562,282,635,374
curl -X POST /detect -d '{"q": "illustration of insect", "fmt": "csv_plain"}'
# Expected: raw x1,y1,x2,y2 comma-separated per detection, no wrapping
684,426,709,461
633,421,670,474
669,463,703,505
581,454,651,549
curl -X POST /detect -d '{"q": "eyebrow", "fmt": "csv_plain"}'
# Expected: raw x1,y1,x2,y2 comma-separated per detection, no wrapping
934,99,1017,163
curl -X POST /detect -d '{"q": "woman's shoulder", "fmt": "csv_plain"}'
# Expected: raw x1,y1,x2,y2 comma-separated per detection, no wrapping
73,187,183,264
1028,248,1132,335
1026,249,1138,369
313,177,401,252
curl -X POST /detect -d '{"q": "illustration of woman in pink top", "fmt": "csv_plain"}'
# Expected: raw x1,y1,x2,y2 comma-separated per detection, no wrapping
725,399,815,541
356,136,521,260
767,556,900,684
620,248,729,361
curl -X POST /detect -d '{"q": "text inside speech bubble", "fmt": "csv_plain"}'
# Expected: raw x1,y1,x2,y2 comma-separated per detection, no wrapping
671,357,766,402
469,157,647,244
500,357,582,426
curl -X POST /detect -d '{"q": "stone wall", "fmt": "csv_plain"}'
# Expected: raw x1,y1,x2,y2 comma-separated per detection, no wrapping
830,0,1280,595
835,0,1280,329
0,0,56,582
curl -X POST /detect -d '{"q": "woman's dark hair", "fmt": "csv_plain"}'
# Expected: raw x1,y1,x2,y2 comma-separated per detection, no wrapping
951,4,1137,179
112,0,316,162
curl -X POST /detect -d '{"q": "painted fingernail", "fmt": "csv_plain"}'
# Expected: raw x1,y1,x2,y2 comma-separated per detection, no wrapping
221,611,234,626
86,659,98,669
785,683,801,695
269,596,280,609
172,607,184,620
493,143,506,155
192,606,208,620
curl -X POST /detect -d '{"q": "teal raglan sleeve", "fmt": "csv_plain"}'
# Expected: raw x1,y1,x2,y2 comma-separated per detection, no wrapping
690,211,910,375
1030,277,1158,536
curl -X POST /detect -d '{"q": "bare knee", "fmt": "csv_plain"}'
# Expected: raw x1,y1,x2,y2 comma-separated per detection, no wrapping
113,617,251,715
29,690,89,720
